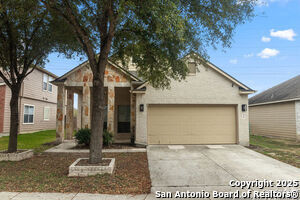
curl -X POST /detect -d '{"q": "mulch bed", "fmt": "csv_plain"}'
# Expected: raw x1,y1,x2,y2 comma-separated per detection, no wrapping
73,143,145,150
0,150,28,154
0,152,151,194
76,158,111,166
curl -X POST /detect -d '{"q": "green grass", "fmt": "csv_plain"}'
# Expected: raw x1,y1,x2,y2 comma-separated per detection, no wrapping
249,135,300,168
0,130,56,152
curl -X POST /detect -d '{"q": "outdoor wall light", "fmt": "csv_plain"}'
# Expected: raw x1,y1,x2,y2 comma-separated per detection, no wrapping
242,104,247,112
139,104,144,112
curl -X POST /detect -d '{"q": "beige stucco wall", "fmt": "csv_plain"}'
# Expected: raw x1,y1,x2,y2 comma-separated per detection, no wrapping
2,68,57,134
295,101,300,141
249,102,296,140
135,63,250,146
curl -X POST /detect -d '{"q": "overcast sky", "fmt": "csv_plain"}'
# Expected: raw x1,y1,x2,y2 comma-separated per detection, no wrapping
44,0,300,96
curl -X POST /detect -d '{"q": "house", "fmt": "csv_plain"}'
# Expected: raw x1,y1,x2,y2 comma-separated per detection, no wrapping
249,75,300,141
0,67,58,134
52,54,255,146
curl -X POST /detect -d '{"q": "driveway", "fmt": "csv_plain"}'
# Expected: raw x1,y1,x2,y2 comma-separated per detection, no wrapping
147,145,300,194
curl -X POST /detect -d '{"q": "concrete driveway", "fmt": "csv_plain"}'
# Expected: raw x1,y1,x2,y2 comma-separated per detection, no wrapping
147,145,300,194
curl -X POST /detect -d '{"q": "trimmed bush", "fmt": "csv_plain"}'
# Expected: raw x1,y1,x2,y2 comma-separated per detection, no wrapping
75,128,91,146
75,128,113,146
103,130,113,146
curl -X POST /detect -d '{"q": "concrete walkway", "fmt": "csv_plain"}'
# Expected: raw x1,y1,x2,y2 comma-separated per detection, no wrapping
147,145,300,193
0,192,157,200
45,140,146,153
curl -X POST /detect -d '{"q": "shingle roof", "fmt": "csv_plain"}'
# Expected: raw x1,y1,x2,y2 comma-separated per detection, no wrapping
249,75,300,105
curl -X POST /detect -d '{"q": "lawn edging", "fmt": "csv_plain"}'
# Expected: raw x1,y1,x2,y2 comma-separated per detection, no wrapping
0,149,33,161
68,158,115,177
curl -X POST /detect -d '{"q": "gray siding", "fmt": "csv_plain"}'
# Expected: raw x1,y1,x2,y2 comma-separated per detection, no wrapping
249,102,297,140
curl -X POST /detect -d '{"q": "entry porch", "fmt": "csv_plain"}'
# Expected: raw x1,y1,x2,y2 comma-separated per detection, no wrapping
53,62,139,143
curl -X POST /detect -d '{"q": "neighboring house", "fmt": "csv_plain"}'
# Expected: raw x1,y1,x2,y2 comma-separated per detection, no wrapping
249,75,300,141
0,67,58,134
52,54,254,146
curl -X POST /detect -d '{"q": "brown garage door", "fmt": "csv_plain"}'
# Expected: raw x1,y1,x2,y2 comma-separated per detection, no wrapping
148,105,237,144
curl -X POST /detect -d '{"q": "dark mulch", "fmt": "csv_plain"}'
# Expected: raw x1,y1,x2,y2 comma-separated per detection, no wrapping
73,143,145,150
0,152,151,194
0,150,27,154
76,158,111,166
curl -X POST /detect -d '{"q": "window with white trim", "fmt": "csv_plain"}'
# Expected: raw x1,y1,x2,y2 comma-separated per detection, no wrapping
48,77,53,92
44,107,50,120
24,105,34,124
43,74,48,91
43,74,53,92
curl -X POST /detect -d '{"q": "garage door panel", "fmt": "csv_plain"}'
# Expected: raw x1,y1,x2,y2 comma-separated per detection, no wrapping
148,105,237,144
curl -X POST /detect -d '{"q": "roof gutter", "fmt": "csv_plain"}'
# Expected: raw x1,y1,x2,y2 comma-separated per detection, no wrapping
249,98,300,107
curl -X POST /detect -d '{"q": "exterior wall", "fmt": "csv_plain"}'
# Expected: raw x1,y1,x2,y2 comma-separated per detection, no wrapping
2,68,57,134
0,85,6,133
294,101,300,141
19,98,56,133
65,64,130,87
135,63,250,146
2,85,11,133
23,69,57,103
249,102,296,140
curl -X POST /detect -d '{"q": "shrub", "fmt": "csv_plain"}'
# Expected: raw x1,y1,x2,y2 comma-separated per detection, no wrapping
75,128,113,146
75,128,91,146
103,130,113,146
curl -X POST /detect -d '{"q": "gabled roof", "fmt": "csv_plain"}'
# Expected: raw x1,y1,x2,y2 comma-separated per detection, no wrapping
249,75,300,106
204,59,254,92
52,59,141,84
132,53,255,93
35,66,58,79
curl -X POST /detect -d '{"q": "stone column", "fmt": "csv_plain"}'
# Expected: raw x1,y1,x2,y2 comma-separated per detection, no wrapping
82,84,91,128
66,89,74,140
107,85,115,134
77,92,82,130
56,85,66,143
130,92,136,141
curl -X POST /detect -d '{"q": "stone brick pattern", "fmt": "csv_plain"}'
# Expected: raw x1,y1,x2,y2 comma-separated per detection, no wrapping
68,158,115,177
0,150,33,161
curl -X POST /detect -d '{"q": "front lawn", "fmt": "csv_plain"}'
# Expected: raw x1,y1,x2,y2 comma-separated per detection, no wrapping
249,135,300,168
0,152,151,194
0,130,56,152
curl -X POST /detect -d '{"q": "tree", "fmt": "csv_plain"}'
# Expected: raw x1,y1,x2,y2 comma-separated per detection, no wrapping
0,0,78,153
43,0,255,164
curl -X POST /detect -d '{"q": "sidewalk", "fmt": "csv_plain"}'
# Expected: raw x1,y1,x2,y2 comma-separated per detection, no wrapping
45,140,146,153
0,192,156,200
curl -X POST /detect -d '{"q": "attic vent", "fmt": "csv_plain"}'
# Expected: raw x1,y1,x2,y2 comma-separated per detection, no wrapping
188,62,196,75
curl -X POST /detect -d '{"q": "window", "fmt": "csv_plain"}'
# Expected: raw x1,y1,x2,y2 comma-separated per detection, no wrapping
43,74,48,91
188,62,196,74
48,77,53,92
117,105,130,133
24,105,34,124
43,74,53,92
44,107,50,120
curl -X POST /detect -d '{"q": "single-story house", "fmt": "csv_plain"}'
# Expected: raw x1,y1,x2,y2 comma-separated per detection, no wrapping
0,67,58,134
249,75,300,141
52,54,255,146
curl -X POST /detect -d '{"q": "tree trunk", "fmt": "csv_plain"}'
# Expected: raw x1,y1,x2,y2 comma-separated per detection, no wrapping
89,64,106,164
7,84,21,153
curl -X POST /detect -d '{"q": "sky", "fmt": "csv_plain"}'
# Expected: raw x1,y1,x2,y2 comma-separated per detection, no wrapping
44,0,300,96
